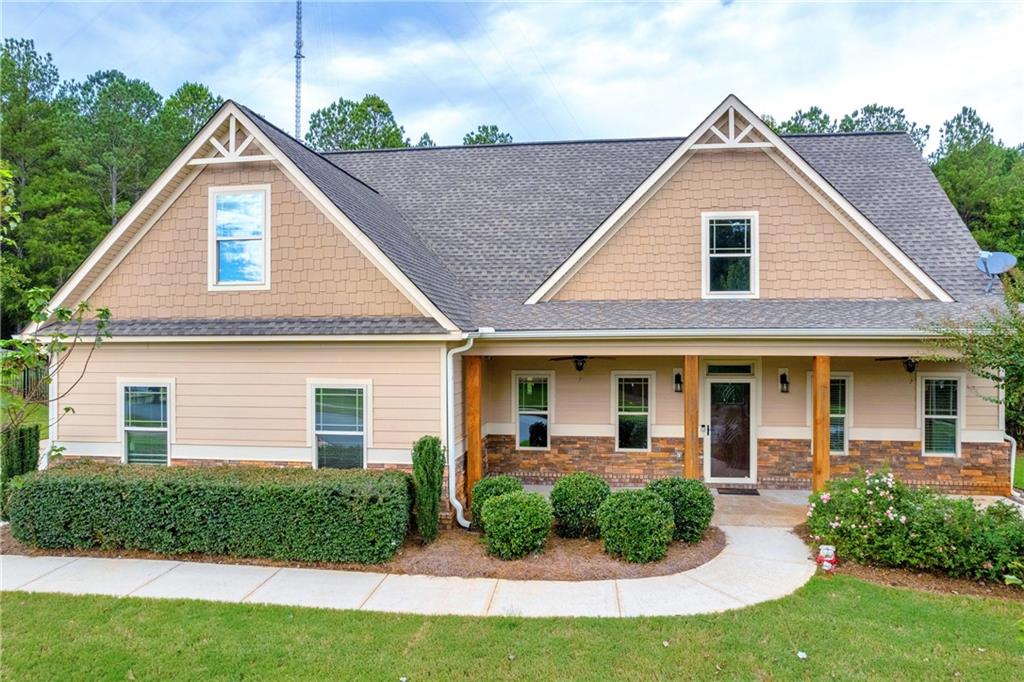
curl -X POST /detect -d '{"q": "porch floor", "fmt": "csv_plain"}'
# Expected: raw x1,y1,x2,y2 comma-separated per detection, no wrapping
523,485,811,528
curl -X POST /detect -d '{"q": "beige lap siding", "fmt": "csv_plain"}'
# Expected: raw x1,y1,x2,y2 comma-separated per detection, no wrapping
553,150,916,301
55,342,443,464
87,164,424,319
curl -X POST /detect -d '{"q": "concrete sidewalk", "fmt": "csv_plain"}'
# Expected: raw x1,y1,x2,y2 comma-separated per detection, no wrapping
1,526,816,618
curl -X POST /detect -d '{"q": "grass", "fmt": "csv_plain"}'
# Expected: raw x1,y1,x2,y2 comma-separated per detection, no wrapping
1015,457,1023,491
2,576,1021,680
21,403,48,440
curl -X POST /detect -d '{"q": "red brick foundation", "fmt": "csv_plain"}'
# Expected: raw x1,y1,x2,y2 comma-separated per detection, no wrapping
485,435,1012,495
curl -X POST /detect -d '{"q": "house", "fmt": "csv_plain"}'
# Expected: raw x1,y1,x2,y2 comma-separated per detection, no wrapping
37,95,1014,527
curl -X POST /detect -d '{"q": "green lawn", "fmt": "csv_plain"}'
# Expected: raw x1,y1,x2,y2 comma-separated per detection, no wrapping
1015,458,1023,491
16,402,48,440
2,576,1021,680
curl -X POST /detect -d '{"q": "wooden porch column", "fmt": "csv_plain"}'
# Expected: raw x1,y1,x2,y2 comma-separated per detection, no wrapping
812,355,831,492
684,355,700,479
464,355,483,503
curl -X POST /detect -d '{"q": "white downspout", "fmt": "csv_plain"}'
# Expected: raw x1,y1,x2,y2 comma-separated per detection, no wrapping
1005,434,1018,498
445,334,477,528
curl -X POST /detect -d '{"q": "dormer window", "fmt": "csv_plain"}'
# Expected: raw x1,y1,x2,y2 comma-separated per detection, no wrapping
208,185,271,290
702,211,759,298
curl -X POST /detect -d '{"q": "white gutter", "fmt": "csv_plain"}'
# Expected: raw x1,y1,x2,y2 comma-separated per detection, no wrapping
471,328,948,340
445,333,477,528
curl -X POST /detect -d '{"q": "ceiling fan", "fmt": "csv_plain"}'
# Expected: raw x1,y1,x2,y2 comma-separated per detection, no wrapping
550,355,617,372
875,357,918,374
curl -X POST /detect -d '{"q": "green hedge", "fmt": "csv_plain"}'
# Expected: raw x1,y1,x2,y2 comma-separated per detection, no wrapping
807,469,1024,582
7,461,412,564
550,472,610,539
470,475,523,533
411,436,445,543
1,424,40,515
646,477,714,543
481,491,553,560
596,489,675,563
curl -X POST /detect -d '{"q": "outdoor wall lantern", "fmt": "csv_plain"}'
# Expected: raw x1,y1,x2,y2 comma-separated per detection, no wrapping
674,372,683,393
779,370,790,394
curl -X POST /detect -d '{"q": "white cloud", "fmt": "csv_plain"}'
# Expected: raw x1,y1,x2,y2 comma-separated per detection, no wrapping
4,1,1022,150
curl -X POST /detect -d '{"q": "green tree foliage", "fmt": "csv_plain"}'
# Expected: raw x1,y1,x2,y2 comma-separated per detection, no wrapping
62,70,165,226
0,40,222,336
463,124,513,145
305,94,409,151
837,104,930,151
775,106,835,134
932,107,994,161
415,132,436,147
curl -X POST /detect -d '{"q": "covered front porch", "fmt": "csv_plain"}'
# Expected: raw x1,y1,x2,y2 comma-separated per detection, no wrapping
458,337,1010,502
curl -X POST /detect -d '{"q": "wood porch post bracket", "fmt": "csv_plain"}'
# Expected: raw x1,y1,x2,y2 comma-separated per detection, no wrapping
812,355,831,492
465,355,483,505
684,355,700,479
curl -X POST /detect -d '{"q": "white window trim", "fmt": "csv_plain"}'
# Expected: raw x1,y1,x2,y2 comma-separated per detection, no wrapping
804,371,853,455
208,184,272,291
611,371,655,452
701,211,759,299
116,377,175,465
306,379,373,469
918,372,965,458
512,371,555,451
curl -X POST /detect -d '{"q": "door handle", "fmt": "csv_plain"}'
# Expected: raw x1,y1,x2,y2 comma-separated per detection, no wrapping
700,424,710,436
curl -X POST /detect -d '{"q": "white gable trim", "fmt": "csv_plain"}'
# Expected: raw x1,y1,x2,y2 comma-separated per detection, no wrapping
526,95,953,304
35,102,458,333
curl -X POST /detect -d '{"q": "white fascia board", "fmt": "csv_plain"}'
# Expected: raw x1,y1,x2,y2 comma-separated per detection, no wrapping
525,94,952,304
30,333,463,344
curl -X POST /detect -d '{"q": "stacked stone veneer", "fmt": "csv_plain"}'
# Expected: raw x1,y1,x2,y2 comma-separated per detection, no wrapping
485,436,1011,495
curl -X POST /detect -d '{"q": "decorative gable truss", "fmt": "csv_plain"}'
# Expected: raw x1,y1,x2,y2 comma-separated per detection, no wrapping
187,114,274,166
527,95,954,304
31,102,460,334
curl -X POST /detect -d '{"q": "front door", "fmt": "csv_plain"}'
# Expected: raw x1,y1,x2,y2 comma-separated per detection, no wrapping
704,378,755,482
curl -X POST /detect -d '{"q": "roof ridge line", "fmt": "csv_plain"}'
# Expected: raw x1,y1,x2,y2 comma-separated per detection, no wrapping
324,136,688,155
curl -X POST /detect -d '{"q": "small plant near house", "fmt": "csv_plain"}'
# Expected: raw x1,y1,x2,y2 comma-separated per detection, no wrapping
480,491,553,560
596,489,675,564
1,423,40,514
411,435,445,543
646,477,715,543
470,474,523,533
550,471,610,539
807,469,1024,582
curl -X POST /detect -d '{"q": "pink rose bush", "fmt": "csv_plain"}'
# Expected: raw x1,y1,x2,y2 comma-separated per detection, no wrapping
806,469,1024,582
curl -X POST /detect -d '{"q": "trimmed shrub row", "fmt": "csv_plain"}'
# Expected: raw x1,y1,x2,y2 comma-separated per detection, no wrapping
7,460,412,564
807,469,1024,582
472,473,714,564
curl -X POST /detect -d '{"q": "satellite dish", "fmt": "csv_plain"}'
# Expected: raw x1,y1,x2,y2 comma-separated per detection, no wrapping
976,251,1017,293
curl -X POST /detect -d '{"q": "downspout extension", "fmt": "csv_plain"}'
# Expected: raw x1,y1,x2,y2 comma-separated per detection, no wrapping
446,334,476,528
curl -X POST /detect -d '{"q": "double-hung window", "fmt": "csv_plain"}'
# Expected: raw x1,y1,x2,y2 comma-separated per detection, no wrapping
122,384,171,465
209,186,270,289
922,377,960,456
702,212,758,297
516,374,551,449
313,386,367,469
829,377,849,454
616,375,651,451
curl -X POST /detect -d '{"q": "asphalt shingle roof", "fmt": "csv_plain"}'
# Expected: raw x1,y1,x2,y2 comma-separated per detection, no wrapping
233,104,994,334
42,316,446,337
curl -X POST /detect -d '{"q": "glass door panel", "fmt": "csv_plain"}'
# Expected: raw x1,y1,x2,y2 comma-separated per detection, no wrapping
709,381,751,479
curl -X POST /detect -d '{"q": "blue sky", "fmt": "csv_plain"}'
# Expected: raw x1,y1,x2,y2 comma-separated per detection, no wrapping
4,1,1023,152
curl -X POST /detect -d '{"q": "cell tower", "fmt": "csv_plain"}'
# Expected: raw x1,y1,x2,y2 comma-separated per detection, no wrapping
294,0,304,138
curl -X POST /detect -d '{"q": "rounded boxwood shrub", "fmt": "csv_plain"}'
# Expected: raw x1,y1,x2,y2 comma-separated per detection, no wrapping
646,477,714,543
596,489,675,563
480,491,553,560
550,472,611,538
470,475,523,532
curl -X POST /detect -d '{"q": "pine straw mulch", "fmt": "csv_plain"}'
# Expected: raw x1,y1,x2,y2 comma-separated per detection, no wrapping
1,524,725,582
794,523,1024,602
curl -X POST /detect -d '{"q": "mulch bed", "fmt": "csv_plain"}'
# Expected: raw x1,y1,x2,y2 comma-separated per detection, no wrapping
1,524,725,581
794,523,1024,602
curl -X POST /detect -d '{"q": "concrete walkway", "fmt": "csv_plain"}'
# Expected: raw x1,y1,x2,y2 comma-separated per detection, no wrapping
1,525,816,618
